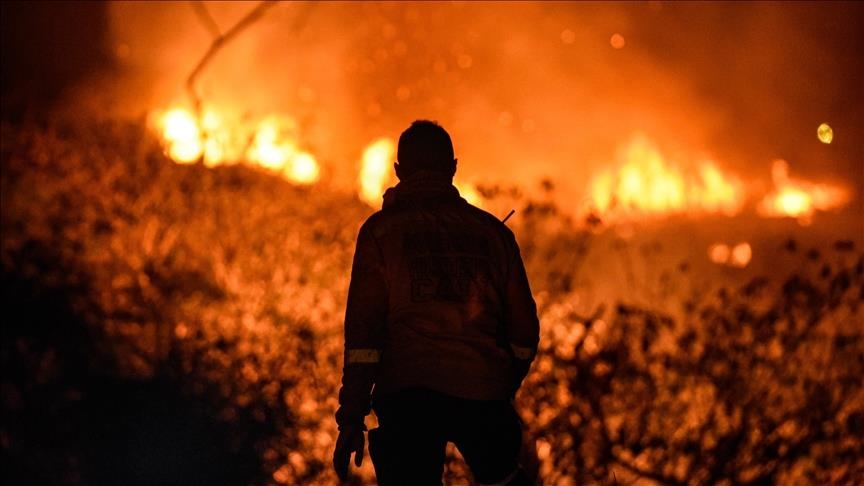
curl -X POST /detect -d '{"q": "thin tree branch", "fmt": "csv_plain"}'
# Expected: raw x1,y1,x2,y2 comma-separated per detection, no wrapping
190,1,222,39
185,0,279,115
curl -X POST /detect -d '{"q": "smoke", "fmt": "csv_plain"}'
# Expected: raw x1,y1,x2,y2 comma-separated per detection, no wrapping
78,2,864,209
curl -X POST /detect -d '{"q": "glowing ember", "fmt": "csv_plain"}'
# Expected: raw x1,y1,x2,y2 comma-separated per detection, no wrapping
586,135,743,220
758,159,850,224
359,138,396,206
610,33,626,49
817,123,833,144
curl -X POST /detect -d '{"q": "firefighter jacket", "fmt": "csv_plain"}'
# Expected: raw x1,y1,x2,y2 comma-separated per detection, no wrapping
336,171,539,430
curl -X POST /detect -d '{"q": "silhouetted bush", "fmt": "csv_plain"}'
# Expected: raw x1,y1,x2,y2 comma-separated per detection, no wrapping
2,118,861,484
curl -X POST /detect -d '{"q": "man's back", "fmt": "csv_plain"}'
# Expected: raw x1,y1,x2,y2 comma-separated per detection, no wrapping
354,171,537,402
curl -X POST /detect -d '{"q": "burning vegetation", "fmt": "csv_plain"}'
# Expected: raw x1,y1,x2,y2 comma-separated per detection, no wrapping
2,1,863,485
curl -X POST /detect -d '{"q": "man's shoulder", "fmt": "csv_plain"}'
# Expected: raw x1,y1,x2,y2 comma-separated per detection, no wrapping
358,207,402,240
463,203,517,239
357,209,386,234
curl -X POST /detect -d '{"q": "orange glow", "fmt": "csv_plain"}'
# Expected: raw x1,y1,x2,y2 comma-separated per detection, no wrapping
758,159,850,224
359,138,396,206
586,135,743,220
610,33,626,49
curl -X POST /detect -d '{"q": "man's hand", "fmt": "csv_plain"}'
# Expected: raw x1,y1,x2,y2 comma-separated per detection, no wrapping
333,425,365,481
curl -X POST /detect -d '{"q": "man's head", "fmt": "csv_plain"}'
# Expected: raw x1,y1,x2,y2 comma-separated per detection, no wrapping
395,120,457,180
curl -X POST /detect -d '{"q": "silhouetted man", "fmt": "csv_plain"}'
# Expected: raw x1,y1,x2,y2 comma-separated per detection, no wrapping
333,120,539,485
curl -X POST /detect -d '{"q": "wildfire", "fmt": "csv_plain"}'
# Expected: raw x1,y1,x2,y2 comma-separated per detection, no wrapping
156,111,849,224
154,107,320,185
586,135,743,220
757,159,850,225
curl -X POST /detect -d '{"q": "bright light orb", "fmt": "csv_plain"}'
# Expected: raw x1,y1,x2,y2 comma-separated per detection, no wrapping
730,242,752,268
817,123,833,144
708,243,730,264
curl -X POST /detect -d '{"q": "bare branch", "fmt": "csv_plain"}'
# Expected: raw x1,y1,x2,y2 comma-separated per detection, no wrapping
189,1,222,39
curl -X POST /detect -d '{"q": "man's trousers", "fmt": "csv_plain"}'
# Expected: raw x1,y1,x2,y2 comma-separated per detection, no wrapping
369,388,530,486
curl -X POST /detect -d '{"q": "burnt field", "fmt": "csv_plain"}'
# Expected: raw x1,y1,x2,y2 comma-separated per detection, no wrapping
2,118,862,485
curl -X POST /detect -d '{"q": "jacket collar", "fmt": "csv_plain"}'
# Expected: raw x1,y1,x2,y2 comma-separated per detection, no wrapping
381,170,462,209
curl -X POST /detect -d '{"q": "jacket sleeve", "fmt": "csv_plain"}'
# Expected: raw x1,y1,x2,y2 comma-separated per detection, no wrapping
502,233,540,393
335,221,388,430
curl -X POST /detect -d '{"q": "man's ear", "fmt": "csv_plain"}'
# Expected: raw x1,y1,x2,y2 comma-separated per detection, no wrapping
394,162,404,181
448,158,458,178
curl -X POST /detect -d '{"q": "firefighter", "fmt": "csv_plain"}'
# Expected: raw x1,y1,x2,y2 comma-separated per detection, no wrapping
333,120,539,485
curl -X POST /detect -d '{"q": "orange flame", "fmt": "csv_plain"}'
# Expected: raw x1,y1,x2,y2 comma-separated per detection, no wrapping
757,159,850,225
587,135,743,220
154,106,319,185
158,108,204,163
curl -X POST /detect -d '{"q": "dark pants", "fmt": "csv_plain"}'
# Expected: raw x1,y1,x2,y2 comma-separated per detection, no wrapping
369,388,528,486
